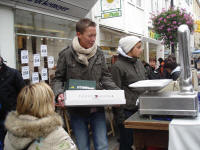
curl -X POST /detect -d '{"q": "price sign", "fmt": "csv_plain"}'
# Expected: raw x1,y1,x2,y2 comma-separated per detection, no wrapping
41,45,47,57
33,54,40,67
48,56,54,68
21,50,29,64
41,68,48,81
22,66,30,79
32,72,39,83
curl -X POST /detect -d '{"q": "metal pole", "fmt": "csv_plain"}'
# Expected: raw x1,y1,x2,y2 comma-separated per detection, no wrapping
170,0,174,8
170,0,174,54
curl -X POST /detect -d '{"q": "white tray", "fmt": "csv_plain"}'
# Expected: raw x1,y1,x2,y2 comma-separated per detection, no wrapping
64,90,126,106
128,79,172,91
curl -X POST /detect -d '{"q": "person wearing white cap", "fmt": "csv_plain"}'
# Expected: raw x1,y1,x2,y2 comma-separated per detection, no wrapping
111,36,147,150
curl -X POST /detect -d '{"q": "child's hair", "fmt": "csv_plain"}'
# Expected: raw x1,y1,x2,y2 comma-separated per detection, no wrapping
17,82,55,118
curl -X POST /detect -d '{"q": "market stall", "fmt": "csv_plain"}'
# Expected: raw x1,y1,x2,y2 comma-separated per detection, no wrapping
124,24,199,150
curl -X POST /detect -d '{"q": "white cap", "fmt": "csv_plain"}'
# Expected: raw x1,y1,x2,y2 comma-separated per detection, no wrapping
119,36,141,54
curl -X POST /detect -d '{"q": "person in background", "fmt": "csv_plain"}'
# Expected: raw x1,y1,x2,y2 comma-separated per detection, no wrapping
142,60,151,76
51,18,120,150
143,58,160,79
164,55,180,81
0,56,25,149
111,36,147,150
149,58,156,70
4,82,77,150
157,57,165,78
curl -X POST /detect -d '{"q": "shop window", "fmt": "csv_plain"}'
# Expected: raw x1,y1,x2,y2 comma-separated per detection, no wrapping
14,9,76,84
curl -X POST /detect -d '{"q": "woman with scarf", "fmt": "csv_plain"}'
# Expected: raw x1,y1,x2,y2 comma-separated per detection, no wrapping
111,36,147,150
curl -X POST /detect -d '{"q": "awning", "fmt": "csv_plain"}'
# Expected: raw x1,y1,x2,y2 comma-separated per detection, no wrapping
192,50,200,54
0,0,98,20
141,36,163,45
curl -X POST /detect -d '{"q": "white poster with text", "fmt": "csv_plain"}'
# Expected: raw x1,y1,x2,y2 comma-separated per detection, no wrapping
41,45,48,57
48,56,54,68
33,54,40,67
41,68,48,81
21,50,29,64
32,72,39,83
22,66,30,79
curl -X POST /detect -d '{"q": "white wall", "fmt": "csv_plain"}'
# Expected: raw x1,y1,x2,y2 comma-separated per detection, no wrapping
0,5,15,68
125,1,145,35
92,0,145,36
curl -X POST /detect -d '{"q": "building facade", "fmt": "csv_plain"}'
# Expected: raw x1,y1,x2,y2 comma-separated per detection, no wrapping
0,0,97,83
193,0,200,50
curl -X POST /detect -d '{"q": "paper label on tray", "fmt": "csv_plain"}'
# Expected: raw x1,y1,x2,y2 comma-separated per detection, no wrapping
64,90,126,106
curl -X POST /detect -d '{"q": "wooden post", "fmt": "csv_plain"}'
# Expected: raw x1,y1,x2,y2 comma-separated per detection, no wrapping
42,38,49,84
18,35,30,85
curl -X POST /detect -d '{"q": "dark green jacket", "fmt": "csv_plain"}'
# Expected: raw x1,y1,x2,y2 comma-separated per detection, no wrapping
51,45,119,117
111,55,147,123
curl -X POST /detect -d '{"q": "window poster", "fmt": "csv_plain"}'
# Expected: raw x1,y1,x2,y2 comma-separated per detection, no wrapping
33,54,40,67
21,50,29,64
41,45,48,57
32,72,39,83
21,66,30,79
48,56,54,68
41,68,48,81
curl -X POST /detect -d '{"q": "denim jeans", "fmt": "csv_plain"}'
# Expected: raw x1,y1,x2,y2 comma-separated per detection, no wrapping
70,112,108,150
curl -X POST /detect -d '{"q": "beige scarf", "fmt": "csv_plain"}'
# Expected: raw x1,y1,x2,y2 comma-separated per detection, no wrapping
72,36,97,66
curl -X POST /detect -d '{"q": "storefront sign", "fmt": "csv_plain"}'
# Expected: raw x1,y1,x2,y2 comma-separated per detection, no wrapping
149,30,160,40
48,56,54,68
101,0,122,19
41,45,48,57
195,20,200,33
26,0,69,12
102,10,121,19
33,54,40,67
32,72,39,83
41,68,48,81
22,66,30,79
21,50,29,64
1,0,98,19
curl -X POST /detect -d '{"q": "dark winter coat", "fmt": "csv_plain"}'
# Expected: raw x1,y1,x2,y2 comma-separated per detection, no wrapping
170,66,181,81
144,63,160,79
111,55,147,124
0,64,25,121
51,46,120,117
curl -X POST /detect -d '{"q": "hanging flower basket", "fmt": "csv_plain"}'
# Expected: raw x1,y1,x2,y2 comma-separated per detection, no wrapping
152,8,194,48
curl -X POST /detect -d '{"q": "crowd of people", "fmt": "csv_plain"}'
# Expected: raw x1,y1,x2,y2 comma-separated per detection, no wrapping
143,55,181,81
0,18,183,150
